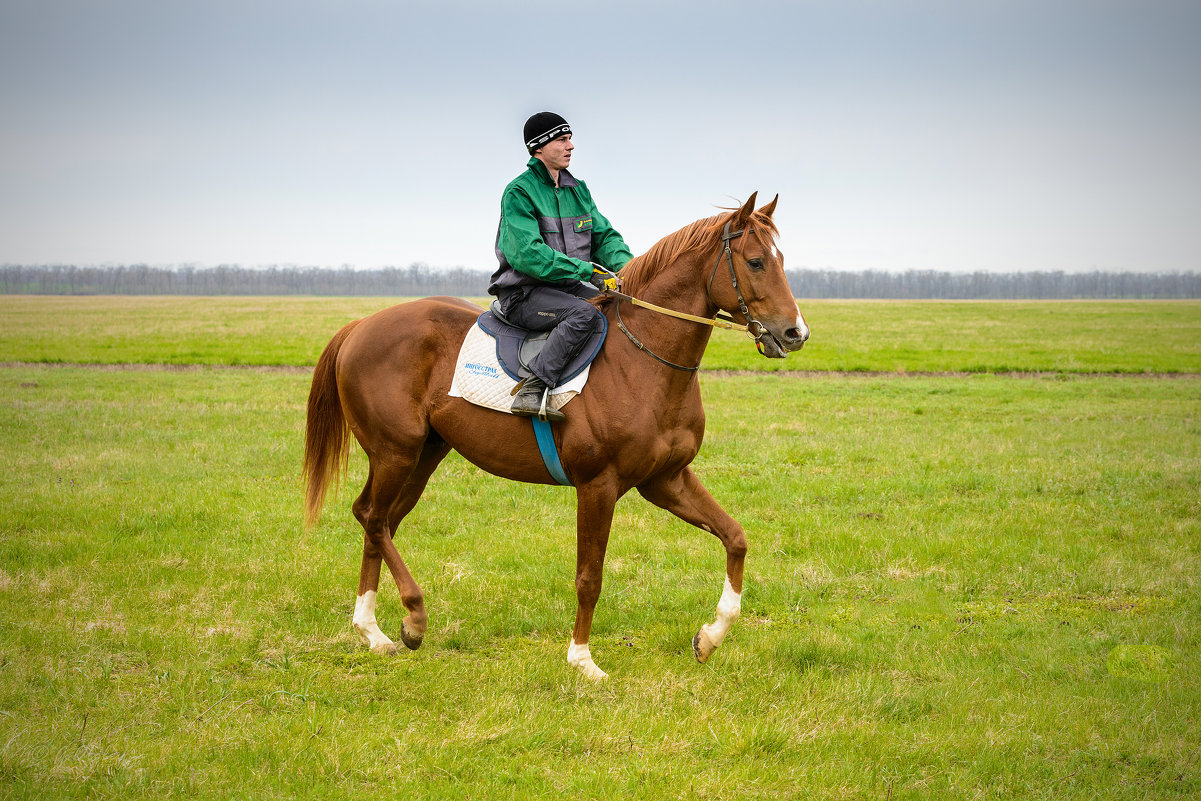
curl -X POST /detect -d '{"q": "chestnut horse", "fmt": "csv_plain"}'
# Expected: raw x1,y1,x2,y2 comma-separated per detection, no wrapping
303,193,809,679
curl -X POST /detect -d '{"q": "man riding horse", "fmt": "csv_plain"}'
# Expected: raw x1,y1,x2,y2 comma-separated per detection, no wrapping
488,111,631,422
305,111,810,679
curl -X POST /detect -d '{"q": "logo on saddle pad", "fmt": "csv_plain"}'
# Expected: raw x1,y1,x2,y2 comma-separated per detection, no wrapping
463,361,500,379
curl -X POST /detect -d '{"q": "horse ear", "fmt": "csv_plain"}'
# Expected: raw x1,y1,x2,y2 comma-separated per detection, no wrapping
736,192,758,227
759,193,778,217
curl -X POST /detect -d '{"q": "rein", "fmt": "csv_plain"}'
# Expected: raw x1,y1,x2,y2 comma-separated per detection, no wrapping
609,221,772,372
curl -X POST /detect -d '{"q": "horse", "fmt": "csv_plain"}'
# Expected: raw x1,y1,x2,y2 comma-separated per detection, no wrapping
303,192,809,680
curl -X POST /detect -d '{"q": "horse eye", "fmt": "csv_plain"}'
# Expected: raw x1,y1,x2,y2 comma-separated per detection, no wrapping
747,258,765,272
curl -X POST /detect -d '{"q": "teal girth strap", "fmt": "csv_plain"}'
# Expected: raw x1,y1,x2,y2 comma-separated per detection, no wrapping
531,418,572,486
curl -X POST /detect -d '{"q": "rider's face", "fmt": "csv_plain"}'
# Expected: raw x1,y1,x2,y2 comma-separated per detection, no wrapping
535,134,573,172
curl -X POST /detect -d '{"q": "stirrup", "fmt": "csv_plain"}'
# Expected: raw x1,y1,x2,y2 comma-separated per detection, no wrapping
511,377,564,422
536,385,565,423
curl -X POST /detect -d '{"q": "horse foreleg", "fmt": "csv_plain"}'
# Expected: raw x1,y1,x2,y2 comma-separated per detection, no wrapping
568,482,619,680
352,440,448,654
637,467,747,664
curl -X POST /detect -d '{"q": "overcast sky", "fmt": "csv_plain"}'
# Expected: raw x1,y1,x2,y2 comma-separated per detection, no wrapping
2,0,1198,274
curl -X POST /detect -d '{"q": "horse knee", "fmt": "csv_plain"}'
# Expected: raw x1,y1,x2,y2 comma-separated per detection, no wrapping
725,529,748,560
575,572,603,606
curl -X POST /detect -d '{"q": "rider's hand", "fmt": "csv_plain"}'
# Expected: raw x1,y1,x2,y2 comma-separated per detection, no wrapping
589,265,620,292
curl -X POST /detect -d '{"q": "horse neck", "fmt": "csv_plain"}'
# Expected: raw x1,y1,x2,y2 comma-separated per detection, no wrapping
615,246,721,375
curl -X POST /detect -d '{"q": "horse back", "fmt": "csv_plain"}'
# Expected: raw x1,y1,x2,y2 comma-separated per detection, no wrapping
340,297,480,374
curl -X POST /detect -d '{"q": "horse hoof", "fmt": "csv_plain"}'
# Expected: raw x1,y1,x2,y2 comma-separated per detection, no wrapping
400,621,423,650
577,662,609,681
371,641,399,656
693,630,715,663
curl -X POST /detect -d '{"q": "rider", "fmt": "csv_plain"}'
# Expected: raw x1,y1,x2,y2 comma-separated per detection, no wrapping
488,111,633,422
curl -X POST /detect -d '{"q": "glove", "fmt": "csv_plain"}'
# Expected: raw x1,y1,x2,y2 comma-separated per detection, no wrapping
589,265,621,292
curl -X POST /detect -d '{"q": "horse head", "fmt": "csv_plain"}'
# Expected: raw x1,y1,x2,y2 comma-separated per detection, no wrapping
710,192,810,358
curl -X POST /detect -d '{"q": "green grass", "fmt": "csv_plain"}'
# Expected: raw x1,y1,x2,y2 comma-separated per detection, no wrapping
0,296,391,366
3,296,1201,373
1,361,1198,799
702,299,1201,374
2,296,1199,797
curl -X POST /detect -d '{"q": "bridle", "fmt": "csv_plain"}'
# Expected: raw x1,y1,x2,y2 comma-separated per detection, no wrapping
610,221,774,372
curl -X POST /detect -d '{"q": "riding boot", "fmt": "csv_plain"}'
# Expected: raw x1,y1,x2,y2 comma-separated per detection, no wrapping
510,375,566,423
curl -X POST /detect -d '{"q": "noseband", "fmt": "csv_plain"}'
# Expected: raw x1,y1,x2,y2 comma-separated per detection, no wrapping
612,221,775,372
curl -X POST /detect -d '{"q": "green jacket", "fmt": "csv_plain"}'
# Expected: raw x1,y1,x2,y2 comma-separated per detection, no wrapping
488,157,633,295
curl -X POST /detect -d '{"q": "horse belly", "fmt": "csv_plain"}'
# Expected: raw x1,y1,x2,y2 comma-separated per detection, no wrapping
433,401,571,486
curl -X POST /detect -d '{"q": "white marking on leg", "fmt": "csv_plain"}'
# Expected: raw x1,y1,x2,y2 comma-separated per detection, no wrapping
699,576,742,653
567,639,609,681
353,591,396,652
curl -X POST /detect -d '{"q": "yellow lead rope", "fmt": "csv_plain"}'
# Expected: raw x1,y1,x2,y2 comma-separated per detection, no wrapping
606,290,749,333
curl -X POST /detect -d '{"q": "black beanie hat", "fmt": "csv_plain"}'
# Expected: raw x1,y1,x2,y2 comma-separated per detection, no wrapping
524,111,571,154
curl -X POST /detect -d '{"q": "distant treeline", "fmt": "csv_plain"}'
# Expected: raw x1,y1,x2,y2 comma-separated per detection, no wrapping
0,264,487,297
2,263,1199,299
789,268,1201,299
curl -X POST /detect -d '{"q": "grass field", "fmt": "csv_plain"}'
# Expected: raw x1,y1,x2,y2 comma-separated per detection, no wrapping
1,297,1199,799
3,296,1200,373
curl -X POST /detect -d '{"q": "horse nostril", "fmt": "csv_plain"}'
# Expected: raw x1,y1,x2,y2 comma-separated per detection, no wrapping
785,327,805,343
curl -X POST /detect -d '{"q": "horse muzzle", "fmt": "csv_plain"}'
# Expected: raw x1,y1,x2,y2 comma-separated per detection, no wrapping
753,313,810,359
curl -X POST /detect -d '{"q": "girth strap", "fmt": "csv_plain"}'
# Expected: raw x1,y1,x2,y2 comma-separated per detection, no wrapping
532,418,572,486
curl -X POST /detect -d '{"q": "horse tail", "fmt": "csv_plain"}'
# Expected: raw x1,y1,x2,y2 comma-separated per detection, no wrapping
303,319,361,529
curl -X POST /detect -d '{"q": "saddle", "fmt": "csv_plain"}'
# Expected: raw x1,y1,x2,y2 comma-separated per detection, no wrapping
478,301,606,382
448,302,607,415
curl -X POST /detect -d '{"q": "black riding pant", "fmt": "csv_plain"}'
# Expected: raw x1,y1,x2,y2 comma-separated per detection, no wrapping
496,282,603,388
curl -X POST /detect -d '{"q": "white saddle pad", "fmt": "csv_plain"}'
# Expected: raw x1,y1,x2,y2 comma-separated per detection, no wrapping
449,322,589,414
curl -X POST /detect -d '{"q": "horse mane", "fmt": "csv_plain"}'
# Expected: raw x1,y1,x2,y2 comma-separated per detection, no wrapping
597,205,780,303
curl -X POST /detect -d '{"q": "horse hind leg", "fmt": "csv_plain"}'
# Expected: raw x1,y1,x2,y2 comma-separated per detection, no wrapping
352,438,450,654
